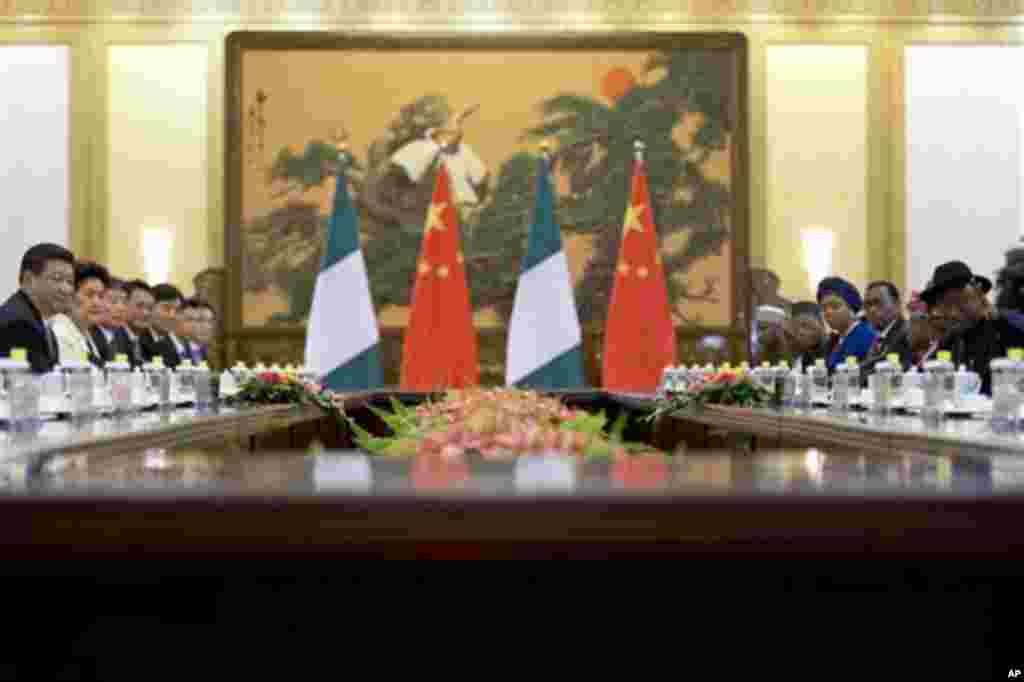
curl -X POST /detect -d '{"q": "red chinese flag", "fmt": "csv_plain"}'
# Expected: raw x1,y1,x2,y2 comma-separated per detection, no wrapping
400,162,479,390
602,156,676,392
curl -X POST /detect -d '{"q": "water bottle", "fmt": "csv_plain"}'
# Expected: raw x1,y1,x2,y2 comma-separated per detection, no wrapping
658,366,672,398
771,361,794,408
932,350,956,408
231,361,250,384
795,367,813,409
143,357,167,408
689,364,704,386
91,366,109,411
922,357,945,423
990,355,1016,432
809,358,829,404
219,369,237,399
672,366,689,394
955,363,981,402
2,349,39,428
872,354,900,415
832,357,858,413
194,361,213,410
668,366,684,395
753,362,774,392
178,359,197,402
782,360,798,403
298,365,318,385
888,354,905,404
130,366,147,408
1009,348,1024,427
107,355,133,414
39,368,65,413
63,360,94,419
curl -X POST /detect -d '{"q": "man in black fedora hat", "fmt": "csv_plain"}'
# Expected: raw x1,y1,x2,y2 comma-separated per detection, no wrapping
921,260,1024,395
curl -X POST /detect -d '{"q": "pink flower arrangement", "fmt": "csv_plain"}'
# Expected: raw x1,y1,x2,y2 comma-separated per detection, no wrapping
349,388,656,460
258,371,294,385
651,367,772,414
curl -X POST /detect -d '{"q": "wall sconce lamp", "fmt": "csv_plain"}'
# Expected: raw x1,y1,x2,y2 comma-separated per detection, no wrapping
143,226,172,285
801,227,834,294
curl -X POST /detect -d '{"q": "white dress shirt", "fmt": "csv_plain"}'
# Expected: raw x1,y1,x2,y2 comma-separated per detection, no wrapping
49,314,100,364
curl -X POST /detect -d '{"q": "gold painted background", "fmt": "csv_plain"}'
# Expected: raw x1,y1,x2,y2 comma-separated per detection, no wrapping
237,46,736,330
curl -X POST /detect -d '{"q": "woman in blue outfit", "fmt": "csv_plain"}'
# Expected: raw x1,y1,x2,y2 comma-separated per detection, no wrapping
816,276,878,372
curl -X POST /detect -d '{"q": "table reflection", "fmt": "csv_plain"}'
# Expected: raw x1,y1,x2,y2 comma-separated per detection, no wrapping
9,445,1005,498
412,453,471,492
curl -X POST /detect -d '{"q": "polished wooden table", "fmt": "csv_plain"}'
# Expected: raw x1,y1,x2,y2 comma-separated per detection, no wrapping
4,391,1024,559
1,443,1021,559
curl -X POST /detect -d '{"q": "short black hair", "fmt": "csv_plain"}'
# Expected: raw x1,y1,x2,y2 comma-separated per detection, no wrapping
74,262,111,291
866,281,901,302
151,283,184,304
124,280,154,299
19,243,74,283
182,297,216,315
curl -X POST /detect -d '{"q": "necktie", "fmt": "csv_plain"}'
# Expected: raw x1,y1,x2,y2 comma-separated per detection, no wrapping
44,322,58,363
85,331,97,361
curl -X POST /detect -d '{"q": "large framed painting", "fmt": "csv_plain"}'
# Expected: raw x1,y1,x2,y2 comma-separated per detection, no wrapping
225,31,749,383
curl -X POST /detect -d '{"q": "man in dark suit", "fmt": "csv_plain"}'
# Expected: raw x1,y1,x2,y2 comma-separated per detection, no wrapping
787,301,833,370
116,280,154,367
93,277,127,363
924,261,1024,395
0,243,75,372
861,281,913,379
146,283,186,369
91,326,113,364
179,298,211,365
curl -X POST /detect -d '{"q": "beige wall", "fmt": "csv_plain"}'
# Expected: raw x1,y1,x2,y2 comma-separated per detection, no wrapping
108,44,209,292
765,45,868,303
1,2,1022,312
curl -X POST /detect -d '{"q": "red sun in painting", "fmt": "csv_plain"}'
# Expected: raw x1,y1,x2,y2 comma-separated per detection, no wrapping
601,67,637,103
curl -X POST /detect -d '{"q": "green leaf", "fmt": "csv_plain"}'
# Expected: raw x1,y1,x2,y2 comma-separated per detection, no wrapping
583,438,615,460
559,409,608,436
366,404,410,438
344,415,393,453
608,413,628,443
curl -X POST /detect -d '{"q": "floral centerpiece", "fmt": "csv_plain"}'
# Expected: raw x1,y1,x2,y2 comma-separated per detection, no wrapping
649,368,773,421
348,387,660,460
231,370,347,418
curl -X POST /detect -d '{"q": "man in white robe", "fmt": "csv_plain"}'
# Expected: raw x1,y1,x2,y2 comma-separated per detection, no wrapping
389,106,488,206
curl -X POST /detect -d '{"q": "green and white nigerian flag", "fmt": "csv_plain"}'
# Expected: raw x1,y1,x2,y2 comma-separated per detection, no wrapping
305,158,383,390
505,152,586,389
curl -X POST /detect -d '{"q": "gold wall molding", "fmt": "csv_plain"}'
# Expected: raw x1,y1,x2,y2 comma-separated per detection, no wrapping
9,0,1024,23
